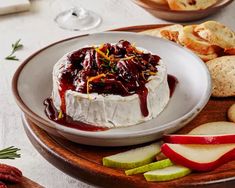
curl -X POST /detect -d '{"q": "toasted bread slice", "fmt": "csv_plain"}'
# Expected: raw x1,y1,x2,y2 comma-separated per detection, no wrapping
140,24,183,40
178,25,217,55
194,51,218,62
206,56,235,97
167,0,218,10
160,30,180,43
224,48,235,55
195,21,235,49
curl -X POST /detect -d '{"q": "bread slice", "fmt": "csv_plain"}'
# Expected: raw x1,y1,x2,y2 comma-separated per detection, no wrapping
178,25,217,55
224,48,235,55
140,24,183,39
167,0,218,10
195,21,235,49
206,56,235,97
195,51,218,62
160,30,180,43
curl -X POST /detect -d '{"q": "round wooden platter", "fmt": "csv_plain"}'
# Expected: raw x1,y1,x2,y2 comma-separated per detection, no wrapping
22,25,235,188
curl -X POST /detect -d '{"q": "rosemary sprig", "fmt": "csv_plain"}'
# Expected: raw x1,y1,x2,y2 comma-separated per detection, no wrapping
0,146,21,159
5,39,23,61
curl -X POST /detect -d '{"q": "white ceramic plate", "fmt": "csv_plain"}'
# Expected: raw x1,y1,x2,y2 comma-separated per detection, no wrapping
13,32,211,146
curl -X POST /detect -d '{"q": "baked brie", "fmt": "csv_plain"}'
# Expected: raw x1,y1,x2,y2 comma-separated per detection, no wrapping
50,40,170,128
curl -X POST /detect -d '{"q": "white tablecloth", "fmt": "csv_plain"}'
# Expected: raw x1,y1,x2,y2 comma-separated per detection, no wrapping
0,0,234,187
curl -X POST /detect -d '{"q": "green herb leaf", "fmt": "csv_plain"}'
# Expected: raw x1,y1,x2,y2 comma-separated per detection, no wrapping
5,39,23,61
0,146,21,159
5,55,19,61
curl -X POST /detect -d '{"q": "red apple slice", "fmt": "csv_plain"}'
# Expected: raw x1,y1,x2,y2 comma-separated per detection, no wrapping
161,143,235,171
164,134,235,144
164,121,235,144
188,122,235,135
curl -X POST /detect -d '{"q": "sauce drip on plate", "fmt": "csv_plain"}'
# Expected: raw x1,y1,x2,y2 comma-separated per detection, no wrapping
167,74,178,97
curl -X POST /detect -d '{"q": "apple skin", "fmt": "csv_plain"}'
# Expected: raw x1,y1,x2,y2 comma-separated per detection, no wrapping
163,134,235,144
161,143,235,171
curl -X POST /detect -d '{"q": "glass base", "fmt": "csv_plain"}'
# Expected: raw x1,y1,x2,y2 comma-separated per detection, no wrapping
54,8,102,31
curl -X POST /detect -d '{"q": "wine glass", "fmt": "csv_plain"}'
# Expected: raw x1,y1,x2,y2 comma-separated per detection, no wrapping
54,0,102,31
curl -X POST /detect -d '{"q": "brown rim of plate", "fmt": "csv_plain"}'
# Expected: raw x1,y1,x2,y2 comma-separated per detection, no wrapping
133,0,234,13
12,25,171,128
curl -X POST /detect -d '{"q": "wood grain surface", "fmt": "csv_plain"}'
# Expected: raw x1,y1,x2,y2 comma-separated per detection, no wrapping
22,25,235,188
7,177,43,188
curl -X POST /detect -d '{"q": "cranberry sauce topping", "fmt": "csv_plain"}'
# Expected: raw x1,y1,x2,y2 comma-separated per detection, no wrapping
58,40,160,117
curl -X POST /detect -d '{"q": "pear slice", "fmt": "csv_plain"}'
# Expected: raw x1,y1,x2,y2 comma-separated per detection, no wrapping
144,165,191,182
102,142,161,169
125,159,173,176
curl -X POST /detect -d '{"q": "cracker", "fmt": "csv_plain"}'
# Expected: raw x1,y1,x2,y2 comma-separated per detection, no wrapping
166,0,218,11
195,21,235,49
206,56,235,97
178,25,217,55
228,104,235,123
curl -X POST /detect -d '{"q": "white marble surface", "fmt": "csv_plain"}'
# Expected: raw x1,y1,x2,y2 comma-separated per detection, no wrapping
0,0,234,187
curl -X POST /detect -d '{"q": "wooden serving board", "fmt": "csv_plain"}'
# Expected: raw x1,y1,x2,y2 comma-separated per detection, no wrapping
23,25,235,188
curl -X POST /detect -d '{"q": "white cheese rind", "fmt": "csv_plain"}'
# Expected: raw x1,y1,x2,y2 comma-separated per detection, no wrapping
52,51,170,128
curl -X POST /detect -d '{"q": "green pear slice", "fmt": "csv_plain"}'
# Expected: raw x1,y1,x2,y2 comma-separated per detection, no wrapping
102,142,161,169
144,165,191,182
125,159,173,176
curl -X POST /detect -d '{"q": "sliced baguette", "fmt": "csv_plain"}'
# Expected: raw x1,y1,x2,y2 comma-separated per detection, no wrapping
178,25,217,55
140,24,183,41
224,48,235,55
167,0,218,11
194,51,218,62
160,30,180,43
195,21,235,49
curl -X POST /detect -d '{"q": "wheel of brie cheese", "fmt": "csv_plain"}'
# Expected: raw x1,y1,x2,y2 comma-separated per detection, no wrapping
49,40,170,128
